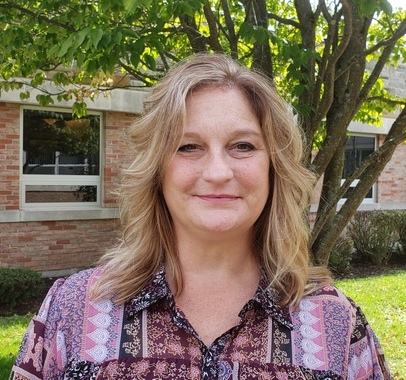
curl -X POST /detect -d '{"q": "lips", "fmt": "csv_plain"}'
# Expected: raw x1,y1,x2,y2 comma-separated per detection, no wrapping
197,194,240,202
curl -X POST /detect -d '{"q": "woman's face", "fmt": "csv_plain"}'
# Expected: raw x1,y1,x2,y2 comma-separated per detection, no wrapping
162,86,270,242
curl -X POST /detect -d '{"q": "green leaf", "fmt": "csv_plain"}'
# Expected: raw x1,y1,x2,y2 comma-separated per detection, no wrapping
379,0,393,15
74,27,91,49
36,94,54,106
31,72,45,87
252,27,270,44
47,44,60,58
100,33,112,49
239,22,254,41
292,84,305,97
19,91,30,100
123,0,152,13
90,28,104,49
111,30,123,45
358,0,377,16
85,59,99,73
72,102,88,117
57,36,74,58
144,53,156,70
180,3,196,17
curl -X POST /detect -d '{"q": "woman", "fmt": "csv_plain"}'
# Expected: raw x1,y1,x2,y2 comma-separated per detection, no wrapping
11,54,390,379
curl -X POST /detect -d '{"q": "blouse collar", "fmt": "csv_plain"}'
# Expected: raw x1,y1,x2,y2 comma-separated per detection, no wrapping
125,266,293,329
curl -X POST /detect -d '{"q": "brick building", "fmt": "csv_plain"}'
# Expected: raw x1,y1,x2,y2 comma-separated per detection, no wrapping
1,78,405,276
0,87,146,276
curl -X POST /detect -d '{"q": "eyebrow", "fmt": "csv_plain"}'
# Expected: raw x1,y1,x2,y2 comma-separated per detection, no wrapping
182,129,263,139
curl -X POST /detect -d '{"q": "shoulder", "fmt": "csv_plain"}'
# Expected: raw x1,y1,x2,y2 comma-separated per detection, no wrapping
58,266,102,295
40,267,104,319
290,285,390,377
293,284,357,331
305,283,353,304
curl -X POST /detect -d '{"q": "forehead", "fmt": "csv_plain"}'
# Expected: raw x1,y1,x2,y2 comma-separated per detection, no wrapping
181,87,266,144
185,86,257,119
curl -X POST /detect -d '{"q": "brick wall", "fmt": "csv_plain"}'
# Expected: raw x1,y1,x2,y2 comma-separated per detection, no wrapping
377,135,406,203
0,103,135,274
0,219,119,272
104,111,136,207
0,102,20,210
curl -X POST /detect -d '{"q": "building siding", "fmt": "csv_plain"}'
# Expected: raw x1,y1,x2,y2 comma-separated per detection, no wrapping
0,102,134,274
0,102,20,210
0,219,118,273
377,135,406,203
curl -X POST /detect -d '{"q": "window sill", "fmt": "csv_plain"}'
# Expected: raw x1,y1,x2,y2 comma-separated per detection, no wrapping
0,207,118,223
310,201,406,213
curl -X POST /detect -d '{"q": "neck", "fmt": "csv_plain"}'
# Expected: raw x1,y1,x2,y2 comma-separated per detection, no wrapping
172,234,259,278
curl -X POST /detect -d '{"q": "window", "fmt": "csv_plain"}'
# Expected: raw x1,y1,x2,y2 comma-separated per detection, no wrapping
21,107,102,208
342,135,375,201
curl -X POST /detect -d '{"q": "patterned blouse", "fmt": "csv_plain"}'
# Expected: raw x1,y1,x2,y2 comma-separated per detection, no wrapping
11,267,390,380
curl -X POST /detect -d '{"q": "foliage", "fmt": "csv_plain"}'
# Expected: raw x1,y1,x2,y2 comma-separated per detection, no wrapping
328,235,354,274
0,268,43,311
336,271,406,378
348,210,399,264
392,210,406,253
1,0,406,264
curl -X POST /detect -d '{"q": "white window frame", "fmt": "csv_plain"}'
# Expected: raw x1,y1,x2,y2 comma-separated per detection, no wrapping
340,133,377,203
20,106,103,209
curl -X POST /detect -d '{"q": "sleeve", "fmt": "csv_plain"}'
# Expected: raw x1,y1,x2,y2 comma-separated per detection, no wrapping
10,278,67,380
347,301,391,380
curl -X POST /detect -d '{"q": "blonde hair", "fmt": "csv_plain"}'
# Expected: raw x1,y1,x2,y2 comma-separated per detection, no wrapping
93,53,331,307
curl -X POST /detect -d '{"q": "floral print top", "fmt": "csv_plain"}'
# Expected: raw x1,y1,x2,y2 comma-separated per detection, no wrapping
11,266,390,380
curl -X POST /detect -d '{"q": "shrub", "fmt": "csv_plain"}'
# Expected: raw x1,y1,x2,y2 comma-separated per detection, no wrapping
348,210,399,265
393,210,406,254
0,268,43,310
329,235,354,273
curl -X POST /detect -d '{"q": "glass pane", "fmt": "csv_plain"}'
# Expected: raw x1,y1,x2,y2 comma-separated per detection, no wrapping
342,136,375,199
25,185,97,203
23,110,100,175
343,136,375,179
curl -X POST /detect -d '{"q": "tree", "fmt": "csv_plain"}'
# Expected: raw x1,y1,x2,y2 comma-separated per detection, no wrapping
1,0,405,264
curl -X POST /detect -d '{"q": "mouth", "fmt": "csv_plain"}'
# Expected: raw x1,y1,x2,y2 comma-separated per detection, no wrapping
197,194,240,202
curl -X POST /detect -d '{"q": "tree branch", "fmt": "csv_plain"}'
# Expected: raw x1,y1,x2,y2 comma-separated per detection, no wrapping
220,0,238,57
203,1,223,52
317,0,353,122
311,106,406,258
358,18,406,106
178,14,208,53
365,17,406,56
0,1,76,32
267,12,300,28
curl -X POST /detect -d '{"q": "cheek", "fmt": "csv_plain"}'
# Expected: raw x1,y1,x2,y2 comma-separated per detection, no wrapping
240,161,269,189
162,161,196,195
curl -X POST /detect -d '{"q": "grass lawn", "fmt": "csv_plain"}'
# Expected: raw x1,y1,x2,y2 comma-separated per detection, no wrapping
0,313,32,380
336,270,406,379
1,270,405,379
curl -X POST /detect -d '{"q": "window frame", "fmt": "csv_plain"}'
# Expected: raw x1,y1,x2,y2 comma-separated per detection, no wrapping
340,133,377,203
20,106,103,209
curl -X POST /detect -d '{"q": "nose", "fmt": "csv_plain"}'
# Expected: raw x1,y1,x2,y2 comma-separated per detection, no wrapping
201,150,234,182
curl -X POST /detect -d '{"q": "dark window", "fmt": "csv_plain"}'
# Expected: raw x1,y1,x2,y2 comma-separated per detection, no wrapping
342,136,375,199
21,108,101,206
23,109,100,176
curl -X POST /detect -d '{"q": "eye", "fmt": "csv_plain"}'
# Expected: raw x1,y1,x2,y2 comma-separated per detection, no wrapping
233,142,255,151
178,144,199,153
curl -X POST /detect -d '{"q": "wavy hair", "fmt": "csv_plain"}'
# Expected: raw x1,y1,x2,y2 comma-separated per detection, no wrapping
93,53,331,307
